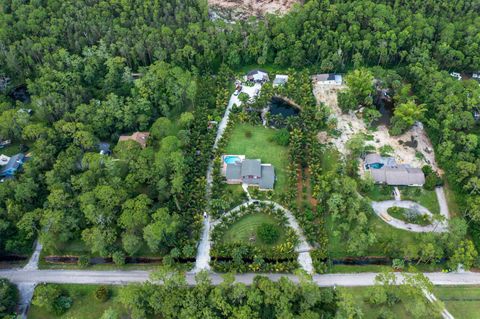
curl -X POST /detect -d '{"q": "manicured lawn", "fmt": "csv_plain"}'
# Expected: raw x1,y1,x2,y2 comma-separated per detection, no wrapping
399,187,440,215
28,284,125,319
444,183,460,217
225,124,289,193
362,184,394,201
433,286,480,319
346,287,411,319
222,212,286,248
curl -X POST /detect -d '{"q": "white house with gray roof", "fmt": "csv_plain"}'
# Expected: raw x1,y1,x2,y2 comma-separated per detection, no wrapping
364,153,425,186
223,156,275,190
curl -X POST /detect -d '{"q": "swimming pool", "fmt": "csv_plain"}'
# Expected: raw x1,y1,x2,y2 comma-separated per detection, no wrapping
224,156,241,164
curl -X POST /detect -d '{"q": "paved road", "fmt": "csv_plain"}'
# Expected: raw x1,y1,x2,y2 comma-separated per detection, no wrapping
372,200,448,233
2,269,480,287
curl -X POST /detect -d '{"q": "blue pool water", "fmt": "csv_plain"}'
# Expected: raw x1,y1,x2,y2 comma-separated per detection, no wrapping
224,156,241,164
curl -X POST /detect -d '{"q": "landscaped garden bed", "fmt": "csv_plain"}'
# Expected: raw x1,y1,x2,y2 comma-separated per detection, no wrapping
387,206,432,226
211,203,300,273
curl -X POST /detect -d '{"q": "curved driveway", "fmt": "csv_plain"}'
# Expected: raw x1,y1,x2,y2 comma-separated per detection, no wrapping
371,199,448,233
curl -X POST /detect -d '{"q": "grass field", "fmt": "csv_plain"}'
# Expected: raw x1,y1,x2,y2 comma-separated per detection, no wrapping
28,284,125,319
346,287,411,319
222,213,286,248
225,124,289,193
363,184,394,201
399,187,440,215
433,286,480,319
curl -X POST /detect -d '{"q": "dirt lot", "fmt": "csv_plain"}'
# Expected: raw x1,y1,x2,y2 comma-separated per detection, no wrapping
209,0,301,18
313,82,442,174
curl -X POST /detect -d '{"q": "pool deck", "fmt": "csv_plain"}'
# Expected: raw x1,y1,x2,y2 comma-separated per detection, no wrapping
222,154,245,174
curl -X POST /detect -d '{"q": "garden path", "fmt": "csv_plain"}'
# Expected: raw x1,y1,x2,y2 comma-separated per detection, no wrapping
371,200,448,233
435,186,450,221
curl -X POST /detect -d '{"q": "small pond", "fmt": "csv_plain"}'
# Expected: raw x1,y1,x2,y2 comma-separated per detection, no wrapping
9,85,31,103
269,97,300,118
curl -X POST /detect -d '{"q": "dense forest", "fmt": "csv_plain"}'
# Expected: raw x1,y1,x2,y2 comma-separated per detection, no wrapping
0,0,480,267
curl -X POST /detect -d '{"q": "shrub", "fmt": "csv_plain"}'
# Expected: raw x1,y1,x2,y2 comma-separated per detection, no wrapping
244,130,252,138
112,251,126,266
95,286,110,302
392,258,405,270
33,284,71,315
272,128,290,146
257,223,280,245
54,295,73,315
0,279,18,317
379,145,394,157
78,255,90,268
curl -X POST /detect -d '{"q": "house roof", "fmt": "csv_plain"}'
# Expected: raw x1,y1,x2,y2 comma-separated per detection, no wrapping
369,165,425,186
247,70,269,82
241,159,261,177
0,153,25,176
226,163,242,180
259,165,275,189
0,154,10,166
118,132,150,148
313,74,343,84
273,75,288,86
98,142,110,152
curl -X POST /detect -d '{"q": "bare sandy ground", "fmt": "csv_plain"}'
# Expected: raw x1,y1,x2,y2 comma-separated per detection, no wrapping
313,82,442,174
209,0,301,17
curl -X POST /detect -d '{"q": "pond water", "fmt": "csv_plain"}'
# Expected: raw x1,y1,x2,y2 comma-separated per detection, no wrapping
269,97,299,118
9,85,30,103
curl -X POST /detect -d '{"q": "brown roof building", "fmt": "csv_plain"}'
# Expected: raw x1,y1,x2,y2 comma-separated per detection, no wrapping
118,132,150,148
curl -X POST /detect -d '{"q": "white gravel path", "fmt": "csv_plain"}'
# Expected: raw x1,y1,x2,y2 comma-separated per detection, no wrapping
194,81,262,272
435,186,450,221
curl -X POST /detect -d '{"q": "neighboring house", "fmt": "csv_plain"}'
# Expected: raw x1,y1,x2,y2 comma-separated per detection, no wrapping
312,73,343,85
364,153,425,186
0,139,11,149
247,70,269,83
223,155,275,190
98,142,111,155
118,132,150,148
0,153,25,177
273,75,288,87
